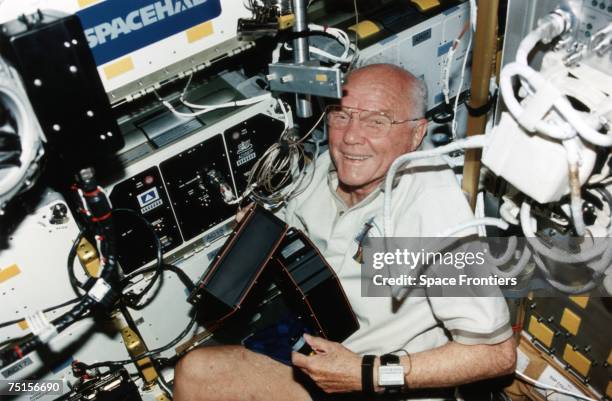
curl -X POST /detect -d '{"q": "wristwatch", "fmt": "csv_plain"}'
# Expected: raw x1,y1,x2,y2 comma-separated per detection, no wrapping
378,353,404,393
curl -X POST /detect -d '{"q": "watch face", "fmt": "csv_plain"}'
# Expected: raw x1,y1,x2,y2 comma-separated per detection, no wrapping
378,365,405,387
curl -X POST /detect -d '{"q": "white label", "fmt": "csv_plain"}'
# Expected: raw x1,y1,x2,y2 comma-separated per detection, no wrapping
137,187,163,213
378,366,404,386
535,366,587,401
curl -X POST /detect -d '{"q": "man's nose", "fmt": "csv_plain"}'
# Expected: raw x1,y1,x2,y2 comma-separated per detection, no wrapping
342,116,367,144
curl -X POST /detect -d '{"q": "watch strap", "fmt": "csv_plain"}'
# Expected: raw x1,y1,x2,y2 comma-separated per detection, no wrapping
380,353,400,366
361,354,376,395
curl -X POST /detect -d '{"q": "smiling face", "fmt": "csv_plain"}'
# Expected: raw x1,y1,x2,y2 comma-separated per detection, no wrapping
329,65,427,204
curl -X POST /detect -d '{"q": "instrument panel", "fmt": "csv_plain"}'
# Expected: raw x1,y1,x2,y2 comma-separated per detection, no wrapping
108,100,287,272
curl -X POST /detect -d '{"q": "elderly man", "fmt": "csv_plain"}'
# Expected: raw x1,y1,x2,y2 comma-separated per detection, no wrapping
173,64,516,401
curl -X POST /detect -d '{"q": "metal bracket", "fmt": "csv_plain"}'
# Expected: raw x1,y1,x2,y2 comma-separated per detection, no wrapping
267,63,343,99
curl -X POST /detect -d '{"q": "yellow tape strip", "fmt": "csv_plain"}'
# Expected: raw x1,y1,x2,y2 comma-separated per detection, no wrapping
186,21,214,43
77,0,100,7
103,57,135,80
569,295,589,309
348,20,380,40
562,344,591,377
409,0,441,12
560,308,581,336
0,264,21,283
527,315,554,348
278,14,295,30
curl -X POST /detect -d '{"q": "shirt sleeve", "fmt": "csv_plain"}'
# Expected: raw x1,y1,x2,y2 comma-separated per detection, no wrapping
429,296,513,345
393,167,513,345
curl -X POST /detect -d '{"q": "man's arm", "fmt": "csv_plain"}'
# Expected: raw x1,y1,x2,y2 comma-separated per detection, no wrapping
291,335,516,394
390,337,516,390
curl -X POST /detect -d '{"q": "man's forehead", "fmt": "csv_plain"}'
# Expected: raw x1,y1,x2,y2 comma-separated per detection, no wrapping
341,78,409,114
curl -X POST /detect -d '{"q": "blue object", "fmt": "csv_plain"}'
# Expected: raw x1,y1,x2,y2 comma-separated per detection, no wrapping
77,0,222,65
243,314,313,365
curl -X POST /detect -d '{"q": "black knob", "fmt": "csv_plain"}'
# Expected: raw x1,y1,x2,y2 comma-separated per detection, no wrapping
50,203,69,224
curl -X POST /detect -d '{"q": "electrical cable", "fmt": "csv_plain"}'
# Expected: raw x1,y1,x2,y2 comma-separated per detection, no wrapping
347,0,361,71
67,233,87,295
514,370,598,401
113,208,164,309
77,312,198,370
121,263,195,293
155,72,272,119
243,107,326,207
0,297,80,331
156,372,174,399
283,24,355,67
1,174,118,368
451,22,473,138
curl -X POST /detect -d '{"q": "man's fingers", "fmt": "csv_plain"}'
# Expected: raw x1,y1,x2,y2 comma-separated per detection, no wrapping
235,202,255,223
291,351,311,370
303,333,332,353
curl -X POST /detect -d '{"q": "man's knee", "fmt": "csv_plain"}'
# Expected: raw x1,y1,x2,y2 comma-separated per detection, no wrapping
175,346,239,383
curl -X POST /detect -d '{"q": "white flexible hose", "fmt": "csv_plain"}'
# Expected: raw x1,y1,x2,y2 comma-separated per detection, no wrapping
0,62,42,209
488,244,532,279
532,251,599,294
436,217,509,237
515,370,598,401
179,93,272,113
500,62,612,146
382,135,489,238
516,10,568,66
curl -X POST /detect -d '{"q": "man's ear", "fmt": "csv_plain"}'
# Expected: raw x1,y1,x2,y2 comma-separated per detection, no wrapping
410,119,428,151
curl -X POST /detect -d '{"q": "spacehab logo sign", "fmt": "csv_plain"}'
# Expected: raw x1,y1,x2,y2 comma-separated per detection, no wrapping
77,0,222,65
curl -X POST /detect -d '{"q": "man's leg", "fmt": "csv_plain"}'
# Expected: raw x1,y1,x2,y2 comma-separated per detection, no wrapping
173,345,317,401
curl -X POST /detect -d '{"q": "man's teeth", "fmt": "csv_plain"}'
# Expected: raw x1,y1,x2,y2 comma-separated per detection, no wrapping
345,154,369,160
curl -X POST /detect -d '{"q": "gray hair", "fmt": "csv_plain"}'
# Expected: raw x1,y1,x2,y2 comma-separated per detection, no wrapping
409,77,428,119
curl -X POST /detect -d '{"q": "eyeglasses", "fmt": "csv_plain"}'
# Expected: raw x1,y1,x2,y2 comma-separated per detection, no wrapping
325,105,422,138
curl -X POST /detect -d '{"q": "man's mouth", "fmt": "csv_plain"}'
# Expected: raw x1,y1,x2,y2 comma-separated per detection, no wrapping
343,153,370,161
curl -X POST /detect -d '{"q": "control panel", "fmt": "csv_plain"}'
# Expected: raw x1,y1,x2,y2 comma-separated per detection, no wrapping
224,113,285,194
110,166,182,273
160,134,236,241
106,99,286,272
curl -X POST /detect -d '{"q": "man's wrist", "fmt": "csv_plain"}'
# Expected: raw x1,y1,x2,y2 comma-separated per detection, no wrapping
401,352,412,389
364,354,412,394
373,356,384,393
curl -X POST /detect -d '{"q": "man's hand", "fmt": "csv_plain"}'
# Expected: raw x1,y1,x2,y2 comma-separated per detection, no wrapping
236,202,254,223
291,334,362,394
